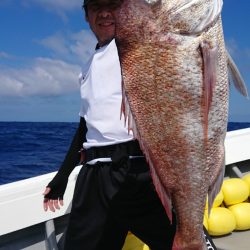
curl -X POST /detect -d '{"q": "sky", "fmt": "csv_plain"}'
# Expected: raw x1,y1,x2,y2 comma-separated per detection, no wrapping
0,0,249,122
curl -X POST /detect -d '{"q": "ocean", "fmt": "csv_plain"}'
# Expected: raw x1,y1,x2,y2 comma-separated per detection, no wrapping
0,121,249,185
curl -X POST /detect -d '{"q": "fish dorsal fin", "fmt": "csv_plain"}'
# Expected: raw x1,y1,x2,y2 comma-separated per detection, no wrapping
227,51,249,98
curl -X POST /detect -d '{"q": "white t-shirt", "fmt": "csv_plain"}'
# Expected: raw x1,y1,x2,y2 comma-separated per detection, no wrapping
79,39,134,149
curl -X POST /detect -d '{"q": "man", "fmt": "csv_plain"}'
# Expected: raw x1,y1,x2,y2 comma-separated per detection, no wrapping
43,0,175,249
43,1,215,250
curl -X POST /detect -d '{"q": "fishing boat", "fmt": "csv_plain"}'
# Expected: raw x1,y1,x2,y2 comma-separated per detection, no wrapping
0,128,250,250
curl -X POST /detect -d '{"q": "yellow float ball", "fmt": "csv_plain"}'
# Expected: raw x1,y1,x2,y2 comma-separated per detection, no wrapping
228,203,250,230
213,190,224,207
222,178,249,206
242,173,250,195
207,207,236,236
122,233,145,250
132,247,148,250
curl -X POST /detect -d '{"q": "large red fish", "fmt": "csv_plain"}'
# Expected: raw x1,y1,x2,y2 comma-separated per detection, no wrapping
115,0,231,249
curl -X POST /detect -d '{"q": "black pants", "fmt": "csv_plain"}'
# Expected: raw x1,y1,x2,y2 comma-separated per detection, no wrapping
63,157,176,250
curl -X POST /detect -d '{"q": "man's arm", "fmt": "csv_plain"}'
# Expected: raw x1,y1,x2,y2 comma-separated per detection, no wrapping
43,117,87,212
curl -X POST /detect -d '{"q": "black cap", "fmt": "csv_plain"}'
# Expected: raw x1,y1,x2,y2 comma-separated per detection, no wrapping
83,0,91,6
82,0,123,15
83,0,122,7
83,0,90,8
82,0,91,13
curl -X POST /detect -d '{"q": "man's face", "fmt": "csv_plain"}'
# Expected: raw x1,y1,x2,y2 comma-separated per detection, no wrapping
85,1,121,47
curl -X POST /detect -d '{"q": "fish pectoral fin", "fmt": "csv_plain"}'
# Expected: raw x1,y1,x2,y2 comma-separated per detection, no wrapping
227,50,249,98
200,41,218,139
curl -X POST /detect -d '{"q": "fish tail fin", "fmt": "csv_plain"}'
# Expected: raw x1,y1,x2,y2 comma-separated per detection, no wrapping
200,41,218,140
227,50,249,98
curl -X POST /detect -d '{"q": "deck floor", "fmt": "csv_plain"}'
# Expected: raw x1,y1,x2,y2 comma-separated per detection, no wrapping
213,230,250,250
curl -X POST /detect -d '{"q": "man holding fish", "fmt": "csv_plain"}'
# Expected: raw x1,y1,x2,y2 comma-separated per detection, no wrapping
42,0,227,249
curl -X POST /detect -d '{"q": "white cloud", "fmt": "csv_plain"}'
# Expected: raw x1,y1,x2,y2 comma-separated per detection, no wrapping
0,51,12,59
70,30,97,61
40,33,68,56
0,58,81,97
21,0,83,20
22,0,82,12
0,28,97,98
39,29,97,64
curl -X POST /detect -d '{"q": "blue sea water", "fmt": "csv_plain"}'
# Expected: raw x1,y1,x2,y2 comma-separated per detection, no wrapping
0,121,249,185
0,122,78,185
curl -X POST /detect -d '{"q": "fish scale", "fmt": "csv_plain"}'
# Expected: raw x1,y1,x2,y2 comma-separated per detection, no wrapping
115,0,228,249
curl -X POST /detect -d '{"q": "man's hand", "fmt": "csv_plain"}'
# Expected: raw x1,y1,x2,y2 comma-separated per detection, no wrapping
43,187,64,212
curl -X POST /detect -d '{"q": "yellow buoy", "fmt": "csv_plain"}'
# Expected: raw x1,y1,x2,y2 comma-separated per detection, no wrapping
213,190,224,207
228,203,250,230
122,233,149,250
222,178,249,206
242,173,250,195
207,207,236,236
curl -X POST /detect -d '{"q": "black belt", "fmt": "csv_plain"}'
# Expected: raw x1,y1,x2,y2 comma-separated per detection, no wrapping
85,140,143,163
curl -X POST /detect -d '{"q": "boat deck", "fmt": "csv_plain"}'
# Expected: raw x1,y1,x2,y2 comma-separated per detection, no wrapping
213,230,250,250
